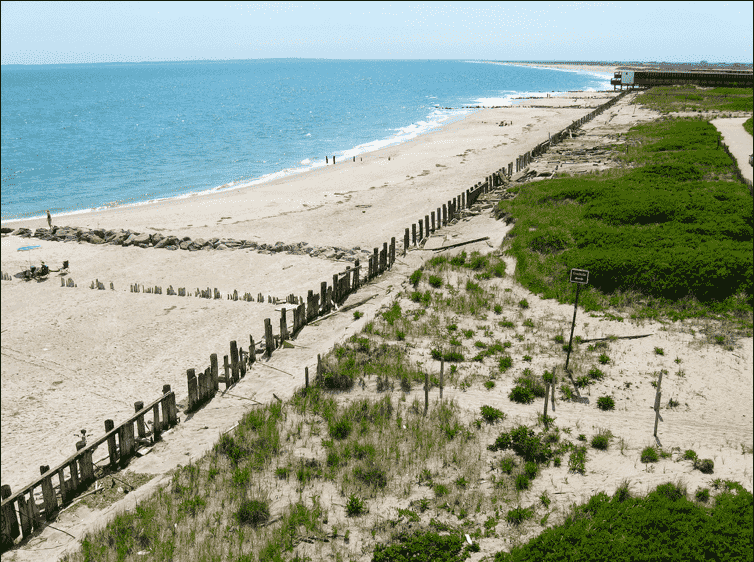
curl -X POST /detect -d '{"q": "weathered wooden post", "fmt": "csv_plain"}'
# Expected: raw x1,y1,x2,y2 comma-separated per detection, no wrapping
332,274,339,306
230,341,240,383
653,370,664,437
264,319,274,357
163,384,177,426
373,248,379,276
442,204,447,225
135,401,146,440
1,484,20,542
321,281,328,314
317,354,323,377
437,207,441,228
424,215,430,237
187,368,198,410
279,309,287,342
543,382,550,428
404,228,410,255
412,223,417,246
354,259,360,289
418,219,423,241
381,243,388,273
390,237,395,267
424,372,429,416
430,211,435,233
211,353,219,390
305,367,309,388
105,419,117,469
119,419,135,461
223,355,231,389
40,466,57,519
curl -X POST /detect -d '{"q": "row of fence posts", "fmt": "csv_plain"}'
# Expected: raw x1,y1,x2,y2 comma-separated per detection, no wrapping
513,90,630,175
0,387,178,549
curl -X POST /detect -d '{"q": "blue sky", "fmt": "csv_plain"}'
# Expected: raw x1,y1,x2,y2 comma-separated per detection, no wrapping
2,1,752,65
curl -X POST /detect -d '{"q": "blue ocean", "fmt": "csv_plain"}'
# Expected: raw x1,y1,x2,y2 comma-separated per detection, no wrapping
1,60,610,222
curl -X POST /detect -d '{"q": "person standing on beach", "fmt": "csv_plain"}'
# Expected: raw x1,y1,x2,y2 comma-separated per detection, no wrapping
46,210,52,228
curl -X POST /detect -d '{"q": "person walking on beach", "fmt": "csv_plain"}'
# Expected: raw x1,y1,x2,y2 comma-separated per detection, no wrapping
46,210,52,229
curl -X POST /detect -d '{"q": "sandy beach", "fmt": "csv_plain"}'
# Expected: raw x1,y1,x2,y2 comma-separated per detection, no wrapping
0,92,618,491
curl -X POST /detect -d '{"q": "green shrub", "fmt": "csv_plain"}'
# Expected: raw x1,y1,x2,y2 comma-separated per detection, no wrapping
372,531,469,562
433,483,449,497
428,275,443,288
654,347,664,355
236,499,270,527
519,299,529,309
466,280,482,293
506,505,534,525
499,355,513,372
346,494,365,516
499,455,516,474
489,425,554,464
450,251,467,267
329,418,352,440
597,396,615,411
683,449,698,462
577,434,587,442
481,405,505,423
575,375,592,388
509,386,534,404
695,487,710,502
560,384,575,401
494,304,503,314
694,458,715,474
641,446,659,463
591,435,609,450
524,461,538,479
484,380,496,390
598,353,610,365
588,367,605,381
568,445,587,474
515,473,530,490
409,269,423,286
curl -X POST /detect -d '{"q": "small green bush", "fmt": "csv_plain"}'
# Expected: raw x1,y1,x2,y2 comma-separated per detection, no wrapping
509,385,535,404
481,405,505,423
597,396,615,411
695,487,710,502
236,499,270,527
641,446,659,463
354,464,388,488
494,304,503,314
409,269,422,286
484,380,496,390
353,310,363,320
433,483,449,497
654,347,664,356
524,461,538,479
588,367,605,381
598,353,610,365
499,355,513,372
519,299,529,309
500,456,516,474
329,418,352,440
506,505,534,525
515,473,530,490
346,494,365,516
568,445,587,474
577,434,587,442
591,435,609,450
683,449,698,462
694,458,715,474
428,275,443,288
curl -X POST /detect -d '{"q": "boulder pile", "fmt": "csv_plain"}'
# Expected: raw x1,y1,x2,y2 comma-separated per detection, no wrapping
9,226,372,263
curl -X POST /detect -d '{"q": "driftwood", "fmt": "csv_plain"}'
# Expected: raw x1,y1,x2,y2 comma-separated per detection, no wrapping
431,236,490,251
578,334,653,343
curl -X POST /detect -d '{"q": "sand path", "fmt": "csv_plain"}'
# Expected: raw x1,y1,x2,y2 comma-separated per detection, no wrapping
711,117,753,183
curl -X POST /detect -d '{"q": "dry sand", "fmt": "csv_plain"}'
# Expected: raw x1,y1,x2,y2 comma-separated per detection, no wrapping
2,91,752,561
495,62,619,75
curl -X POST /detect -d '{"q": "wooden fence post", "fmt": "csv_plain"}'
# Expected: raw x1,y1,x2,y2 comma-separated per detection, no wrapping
1,484,20,542
404,229,409,255
211,353,219,390
105,419,117,469
280,308,288,342
424,372,429,416
40,466,57,519
187,369,198,410
431,211,435,233
543,383,550,428
440,359,444,400
390,237,395,267
424,215,430,237
442,204,447,225
223,356,230,389
230,341,239,382
305,367,309,388
412,223,417,246
135,401,146,439
354,259,360,290
264,319,274,357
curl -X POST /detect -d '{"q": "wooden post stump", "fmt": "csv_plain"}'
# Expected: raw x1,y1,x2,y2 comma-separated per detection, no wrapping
442,204,447,225
305,367,309,388
105,419,118,469
418,220,423,240
163,384,177,426
404,229,409,255
40,467,57,519
211,354,219,390
187,369,198,410
223,355,230,389
280,308,289,341
440,359,444,400
135,401,146,439
390,237,395,267
431,211,435,233
230,341,239,382
412,223,417,246
264,319,274,357
424,372,429,416
424,215,429,237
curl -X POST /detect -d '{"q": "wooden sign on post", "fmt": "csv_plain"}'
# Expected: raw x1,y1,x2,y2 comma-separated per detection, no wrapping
565,269,589,372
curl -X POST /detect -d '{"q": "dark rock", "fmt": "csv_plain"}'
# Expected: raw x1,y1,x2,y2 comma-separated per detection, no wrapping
179,240,191,250
154,237,169,249
151,233,165,245
216,243,228,250
133,233,151,246
89,234,105,244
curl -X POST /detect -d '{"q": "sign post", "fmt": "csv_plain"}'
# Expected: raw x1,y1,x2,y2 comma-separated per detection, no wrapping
565,269,589,372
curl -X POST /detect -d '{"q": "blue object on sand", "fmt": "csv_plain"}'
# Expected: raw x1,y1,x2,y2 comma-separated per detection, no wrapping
17,245,41,251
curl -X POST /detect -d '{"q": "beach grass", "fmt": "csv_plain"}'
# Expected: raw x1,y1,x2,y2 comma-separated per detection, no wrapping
744,117,753,136
496,117,753,337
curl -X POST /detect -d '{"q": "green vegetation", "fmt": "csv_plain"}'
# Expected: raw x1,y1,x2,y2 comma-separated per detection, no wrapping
496,117,752,334
641,446,659,463
597,396,615,411
496,480,753,561
373,531,474,562
744,117,753,136
634,85,753,113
